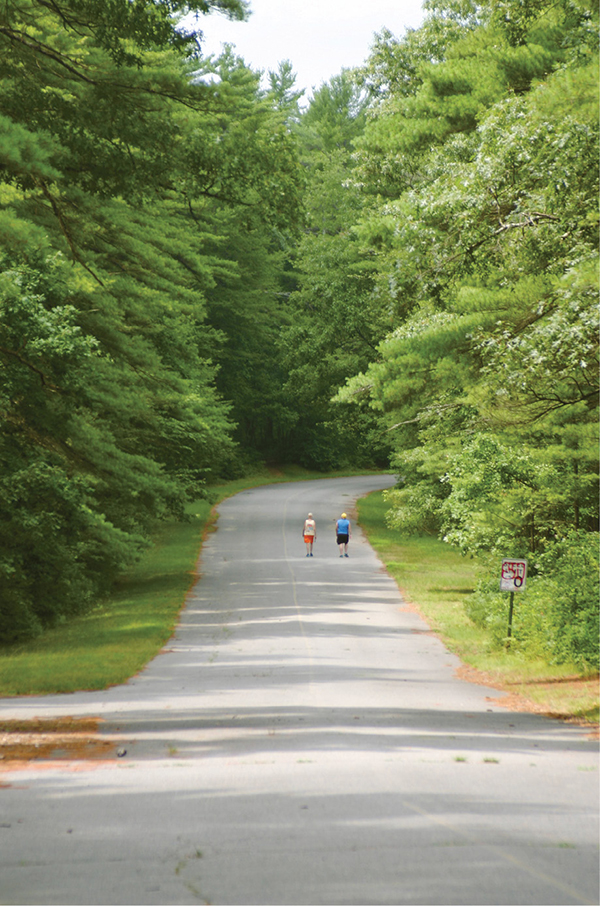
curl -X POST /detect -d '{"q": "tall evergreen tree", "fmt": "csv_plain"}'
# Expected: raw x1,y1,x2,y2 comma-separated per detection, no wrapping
0,0,305,640
281,71,392,469
335,0,598,553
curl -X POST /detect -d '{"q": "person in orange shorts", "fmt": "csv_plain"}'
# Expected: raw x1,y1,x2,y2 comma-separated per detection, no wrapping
302,513,317,556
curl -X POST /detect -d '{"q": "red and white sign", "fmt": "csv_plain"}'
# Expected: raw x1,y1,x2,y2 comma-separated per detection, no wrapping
500,559,527,591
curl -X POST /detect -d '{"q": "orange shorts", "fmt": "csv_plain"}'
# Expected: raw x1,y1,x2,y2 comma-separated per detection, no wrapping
304,535,314,544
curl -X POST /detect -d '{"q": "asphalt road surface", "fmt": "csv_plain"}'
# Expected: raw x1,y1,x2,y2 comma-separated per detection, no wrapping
0,476,598,906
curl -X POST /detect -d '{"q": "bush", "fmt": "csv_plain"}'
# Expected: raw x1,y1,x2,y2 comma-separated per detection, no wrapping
535,532,599,670
465,577,514,649
466,532,599,670
0,462,146,644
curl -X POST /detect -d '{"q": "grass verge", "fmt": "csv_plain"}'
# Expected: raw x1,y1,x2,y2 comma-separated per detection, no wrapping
0,466,388,697
358,491,599,726
0,508,212,696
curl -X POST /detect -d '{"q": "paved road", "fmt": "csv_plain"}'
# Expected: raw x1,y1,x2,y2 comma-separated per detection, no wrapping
0,476,598,905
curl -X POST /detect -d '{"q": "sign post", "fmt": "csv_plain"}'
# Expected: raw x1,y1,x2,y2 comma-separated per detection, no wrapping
500,559,527,647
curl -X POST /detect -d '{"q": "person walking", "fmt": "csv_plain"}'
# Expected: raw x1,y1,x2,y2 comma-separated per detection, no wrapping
336,512,351,557
303,513,317,556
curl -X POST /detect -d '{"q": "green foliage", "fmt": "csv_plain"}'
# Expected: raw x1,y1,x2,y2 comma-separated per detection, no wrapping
332,0,599,665
0,0,304,642
1,0,597,666
536,532,600,669
300,70,368,153
0,249,198,641
280,72,393,471
338,2,599,542
467,533,599,670
266,60,305,122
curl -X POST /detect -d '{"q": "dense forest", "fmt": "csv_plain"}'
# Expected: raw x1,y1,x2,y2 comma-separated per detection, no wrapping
0,0,597,665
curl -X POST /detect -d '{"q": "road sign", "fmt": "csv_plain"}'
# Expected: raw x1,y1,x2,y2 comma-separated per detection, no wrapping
500,559,527,592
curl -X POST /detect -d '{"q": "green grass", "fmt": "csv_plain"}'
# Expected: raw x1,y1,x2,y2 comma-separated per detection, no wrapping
0,466,388,696
357,491,484,651
357,491,599,724
0,506,212,695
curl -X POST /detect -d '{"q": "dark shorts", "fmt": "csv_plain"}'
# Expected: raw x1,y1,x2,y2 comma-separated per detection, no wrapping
336,533,349,545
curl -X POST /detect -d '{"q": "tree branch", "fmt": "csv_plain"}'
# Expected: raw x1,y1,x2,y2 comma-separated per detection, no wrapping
35,180,106,287
0,345,57,389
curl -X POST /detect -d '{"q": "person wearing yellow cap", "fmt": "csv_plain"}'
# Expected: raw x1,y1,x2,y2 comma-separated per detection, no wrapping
303,512,317,557
335,512,351,557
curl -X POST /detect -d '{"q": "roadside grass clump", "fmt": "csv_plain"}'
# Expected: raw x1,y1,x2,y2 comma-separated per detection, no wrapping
357,491,599,724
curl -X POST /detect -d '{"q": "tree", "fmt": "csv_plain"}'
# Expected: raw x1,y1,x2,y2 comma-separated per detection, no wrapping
0,0,307,640
266,59,305,123
336,0,598,552
280,71,392,469
331,0,599,664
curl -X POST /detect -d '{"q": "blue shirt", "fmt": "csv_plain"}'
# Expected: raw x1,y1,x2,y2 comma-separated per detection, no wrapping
336,518,350,534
